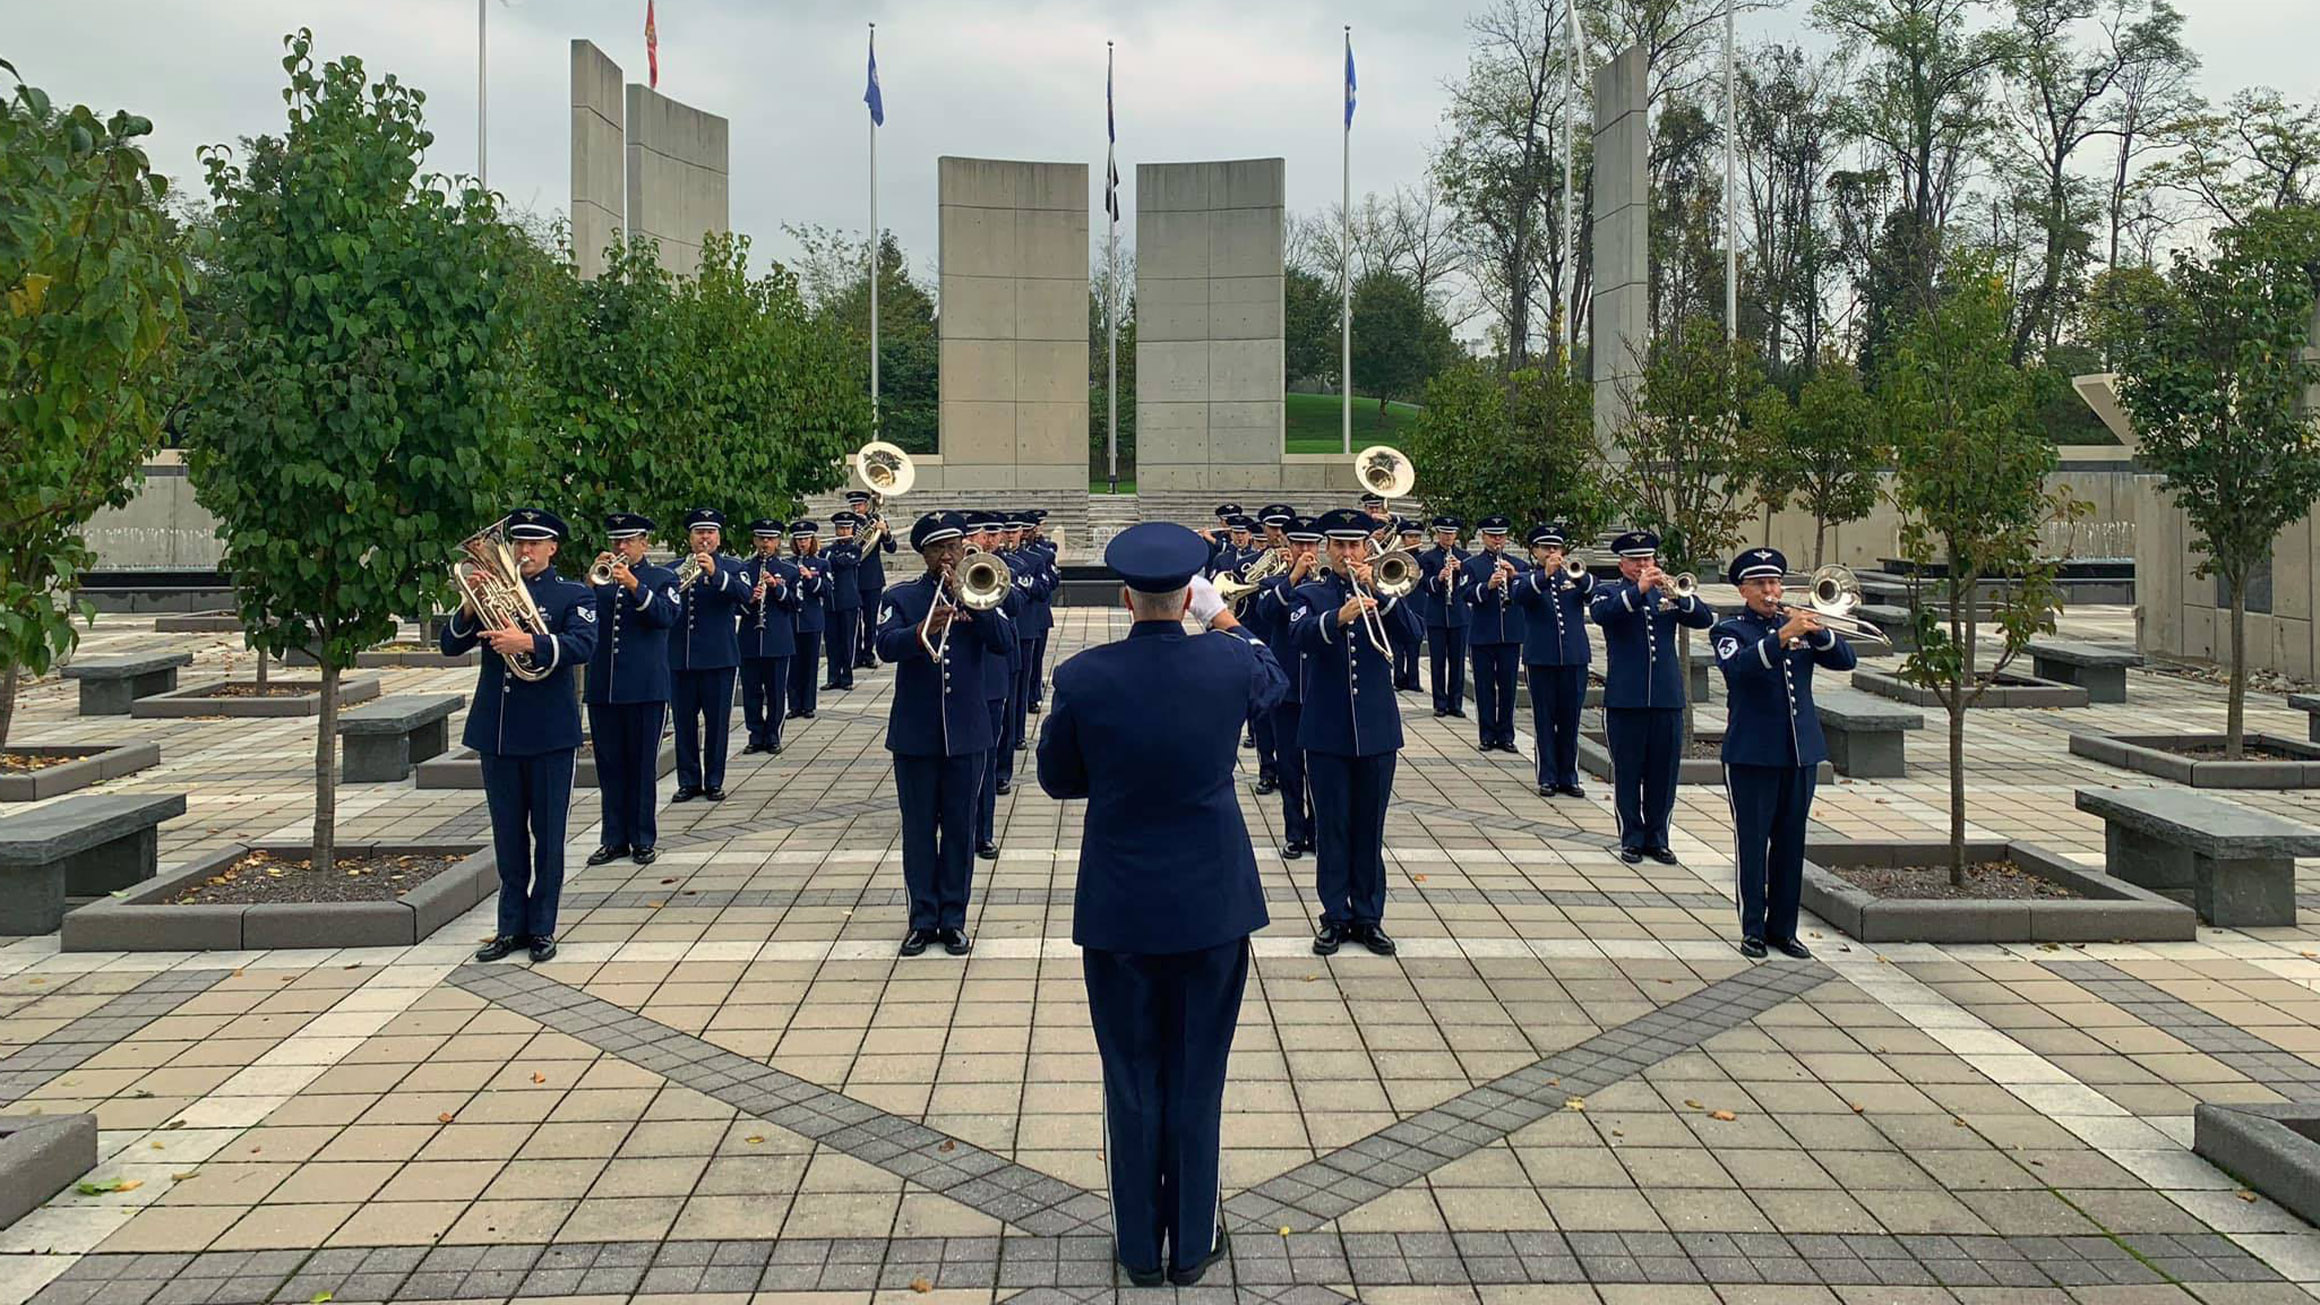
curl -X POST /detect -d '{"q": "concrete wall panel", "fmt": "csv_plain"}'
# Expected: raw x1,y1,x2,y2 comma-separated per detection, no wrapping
938,158,1088,488
624,83,728,279
569,41,625,281
1591,45,1649,447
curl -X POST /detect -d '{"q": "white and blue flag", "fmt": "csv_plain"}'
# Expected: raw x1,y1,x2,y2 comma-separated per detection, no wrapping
1344,32,1356,129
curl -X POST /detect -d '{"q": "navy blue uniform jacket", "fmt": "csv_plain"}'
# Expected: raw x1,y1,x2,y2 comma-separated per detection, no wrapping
584,563,679,705
1418,547,1471,629
1461,551,1530,645
442,570,599,755
1710,607,1859,767
1290,573,1405,756
874,572,1012,756
671,556,748,671
1515,568,1595,666
1038,622,1287,954
741,556,804,660
1590,581,1716,708
823,541,863,613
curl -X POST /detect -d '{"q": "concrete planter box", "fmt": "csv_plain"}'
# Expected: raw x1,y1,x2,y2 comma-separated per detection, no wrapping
2069,732,2320,789
359,645,476,668
1578,728,1833,786
1853,666,2089,710
0,742,161,803
0,1114,98,1230
61,840,493,952
1800,838,2194,944
2194,1104,2320,1229
415,735,677,790
151,611,243,633
129,676,382,719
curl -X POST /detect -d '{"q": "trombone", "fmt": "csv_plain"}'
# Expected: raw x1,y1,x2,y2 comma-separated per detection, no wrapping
919,547,1011,660
1680,563,1893,648
1321,547,1416,656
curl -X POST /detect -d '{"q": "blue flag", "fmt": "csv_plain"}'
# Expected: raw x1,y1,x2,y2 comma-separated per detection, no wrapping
865,31,884,126
1344,34,1356,129
1105,50,1118,222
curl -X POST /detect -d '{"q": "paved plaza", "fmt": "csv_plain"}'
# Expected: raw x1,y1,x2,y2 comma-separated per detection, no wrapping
6,605,2320,1304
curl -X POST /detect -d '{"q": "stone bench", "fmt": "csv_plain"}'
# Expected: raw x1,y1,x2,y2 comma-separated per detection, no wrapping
2075,787,2320,928
58,653,194,715
2290,694,2320,744
337,694,465,783
2029,639,2141,703
1815,687,1923,777
1855,604,1914,653
0,793,186,935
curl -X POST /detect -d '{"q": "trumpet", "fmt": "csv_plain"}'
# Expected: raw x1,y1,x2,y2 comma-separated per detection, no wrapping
1562,550,1589,581
451,519,552,682
919,548,1010,660
674,553,712,592
587,552,627,588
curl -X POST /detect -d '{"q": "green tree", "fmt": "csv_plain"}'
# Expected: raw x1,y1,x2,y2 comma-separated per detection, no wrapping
1787,357,1885,565
0,60,193,748
786,226,937,454
1883,259,2085,883
1284,265,1337,388
1350,268,1454,413
1406,361,1610,537
2107,207,2320,757
186,31,531,872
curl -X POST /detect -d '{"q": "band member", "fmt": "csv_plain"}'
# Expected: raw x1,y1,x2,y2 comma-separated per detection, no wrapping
845,489,896,671
1419,515,1471,718
1036,522,1285,1289
787,521,826,719
1202,501,1243,574
965,511,1023,859
1292,508,1404,957
443,508,598,963
669,508,747,803
1713,548,1856,959
1023,509,1058,714
822,513,864,692
1001,513,1052,762
584,513,677,869
1390,518,1426,691
1359,490,1388,526
739,519,807,756
1462,515,1527,752
1246,505,1298,775
1591,530,1716,864
1513,523,1594,798
877,512,1012,956
1255,516,1324,859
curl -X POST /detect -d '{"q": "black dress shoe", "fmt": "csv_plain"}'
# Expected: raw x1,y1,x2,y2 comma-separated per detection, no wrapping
799,710,816,720
474,936,520,962
1242,734,1256,748
938,926,972,956
1772,937,1813,959
1433,708,1449,718
1449,709,1469,719
976,841,999,860
1477,742,1496,753
1122,1263,1166,1289
1028,701,1042,715
783,709,801,720
1353,924,1398,956
1616,846,1644,864
632,846,658,866
1282,839,1308,860
900,927,935,957
996,778,1012,795
1254,777,1278,796
1312,922,1346,956
701,786,726,802
1497,741,1522,753
586,844,628,866
1558,783,1587,799
1739,936,1768,959
1537,784,1555,798
821,681,842,691
671,786,700,803
738,743,762,755
1170,1226,1231,1287
527,936,558,963
1647,846,1678,865
769,742,784,755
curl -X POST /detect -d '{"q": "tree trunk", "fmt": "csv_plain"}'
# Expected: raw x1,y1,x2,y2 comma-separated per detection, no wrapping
1947,703,1967,888
255,654,270,690
313,661,338,875
0,662,18,753
1813,516,1827,570
2227,580,2247,760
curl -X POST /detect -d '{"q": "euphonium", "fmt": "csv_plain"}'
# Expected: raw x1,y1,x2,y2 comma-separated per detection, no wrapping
451,519,553,682
854,440,916,499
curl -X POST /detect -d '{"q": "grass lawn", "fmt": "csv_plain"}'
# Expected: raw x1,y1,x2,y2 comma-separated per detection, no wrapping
1284,392,1422,454
1088,477,1137,493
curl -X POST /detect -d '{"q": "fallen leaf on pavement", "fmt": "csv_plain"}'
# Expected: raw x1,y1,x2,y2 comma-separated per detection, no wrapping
436,1113,456,1124
1709,1110,1737,1122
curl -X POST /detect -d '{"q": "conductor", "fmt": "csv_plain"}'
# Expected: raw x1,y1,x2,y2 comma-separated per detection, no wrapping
1036,522,1287,1288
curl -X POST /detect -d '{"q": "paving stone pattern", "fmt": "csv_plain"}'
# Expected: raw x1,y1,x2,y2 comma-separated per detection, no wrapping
0,969,224,1103
2044,959,2320,1100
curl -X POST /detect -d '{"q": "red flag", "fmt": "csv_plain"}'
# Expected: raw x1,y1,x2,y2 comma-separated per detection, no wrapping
645,0,659,88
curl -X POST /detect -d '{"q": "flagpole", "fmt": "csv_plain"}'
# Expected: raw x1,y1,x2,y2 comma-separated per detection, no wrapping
1560,5,1576,370
1723,0,1736,344
1106,42,1118,495
869,24,880,435
1341,26,1352,459
477,0,487,188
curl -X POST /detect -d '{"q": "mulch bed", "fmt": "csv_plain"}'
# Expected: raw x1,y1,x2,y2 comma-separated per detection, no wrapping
2145,658,2315,698
2164,743,2310,762
1832,860,2086,902
164,850,465,906
0,751,97,774
1684,740,1724,761
204,683,321,699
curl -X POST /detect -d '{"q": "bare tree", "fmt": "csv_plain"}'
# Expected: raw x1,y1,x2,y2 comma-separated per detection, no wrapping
2095,0,2199,269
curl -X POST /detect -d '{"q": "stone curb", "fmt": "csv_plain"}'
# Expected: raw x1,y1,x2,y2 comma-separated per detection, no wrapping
150,612,241,633
1800,837,2195,943
128,676,383,719
1578,730,1834,786
61,840,492,952
2193,1103,2320,1230
0,742,163,803
2068,731,2320,789
1853,667,2089,710
0,1113,97,1230
415,738,677,790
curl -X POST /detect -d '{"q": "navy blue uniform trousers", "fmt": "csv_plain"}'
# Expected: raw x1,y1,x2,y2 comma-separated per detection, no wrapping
586,703,663,853
1006,658,1032,772
896,752,981,931
1273,702,1310,847
738,656,790,750
1084,937,1248,1277
1428,627,1468,713
1526,664,1586,789
1471,643,1521,745
1027,635,1049,707
1392,627,1420,690
824,612,858,688
978,694,1008,844
1728,763,1815,944
787,633,821,716
670,667,736,792
1605,707,1681,853
479,749,575,941
1309,751,1395,927
1250,704,1278,781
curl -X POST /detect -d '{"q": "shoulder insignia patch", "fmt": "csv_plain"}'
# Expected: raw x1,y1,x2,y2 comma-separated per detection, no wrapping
578,605,597,624
1715,635,1738,660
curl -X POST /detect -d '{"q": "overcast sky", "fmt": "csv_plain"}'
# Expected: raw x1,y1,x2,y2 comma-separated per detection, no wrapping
11,0,2313,284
